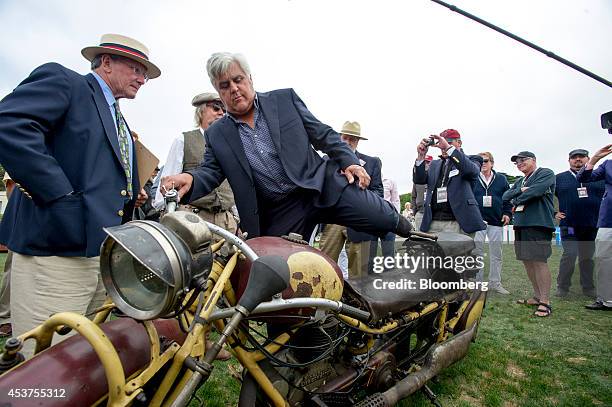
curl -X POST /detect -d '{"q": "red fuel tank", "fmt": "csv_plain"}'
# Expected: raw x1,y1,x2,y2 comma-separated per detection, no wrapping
0,318,185,406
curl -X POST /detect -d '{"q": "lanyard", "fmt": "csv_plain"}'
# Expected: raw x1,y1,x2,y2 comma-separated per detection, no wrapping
520,167,540,188
478,172,496,196
569,170,584,188
440,159,451,187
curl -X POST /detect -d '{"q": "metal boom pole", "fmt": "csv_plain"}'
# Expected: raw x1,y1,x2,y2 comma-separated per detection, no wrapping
430,0,612,89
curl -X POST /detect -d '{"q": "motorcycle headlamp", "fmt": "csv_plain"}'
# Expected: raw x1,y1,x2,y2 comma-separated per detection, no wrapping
100,212,212,320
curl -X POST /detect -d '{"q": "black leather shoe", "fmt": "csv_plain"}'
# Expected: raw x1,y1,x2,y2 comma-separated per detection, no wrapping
585,301,612,311
395,215,413,238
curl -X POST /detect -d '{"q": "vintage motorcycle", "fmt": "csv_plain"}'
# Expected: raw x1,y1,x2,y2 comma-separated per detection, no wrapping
0,192,486,407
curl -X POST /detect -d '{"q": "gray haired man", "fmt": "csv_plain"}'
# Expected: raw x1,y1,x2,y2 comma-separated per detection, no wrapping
161,52,412,242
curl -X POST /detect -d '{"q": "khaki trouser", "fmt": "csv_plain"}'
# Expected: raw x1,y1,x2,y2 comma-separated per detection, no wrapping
0,251,12,325
595,228,612,305
11,254,106,358
427,220,472,237
319,224,372,279
177,206,238,237
415,212,424,231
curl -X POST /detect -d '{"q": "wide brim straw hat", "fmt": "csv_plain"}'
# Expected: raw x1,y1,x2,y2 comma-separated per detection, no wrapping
81,33,161,79
340,121,367,140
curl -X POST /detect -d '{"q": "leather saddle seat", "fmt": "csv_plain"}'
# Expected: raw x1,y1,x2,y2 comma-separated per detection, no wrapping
343,232,476,322
426,232,475,257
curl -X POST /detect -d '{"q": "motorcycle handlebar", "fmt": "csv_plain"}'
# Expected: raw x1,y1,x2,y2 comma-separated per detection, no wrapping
341,304,370,323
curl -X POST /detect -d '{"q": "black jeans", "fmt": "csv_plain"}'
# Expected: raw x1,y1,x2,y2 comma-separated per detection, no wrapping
557,226,597,292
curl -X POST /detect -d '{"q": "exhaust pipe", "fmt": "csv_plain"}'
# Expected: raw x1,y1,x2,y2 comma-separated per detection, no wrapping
355,323,477,407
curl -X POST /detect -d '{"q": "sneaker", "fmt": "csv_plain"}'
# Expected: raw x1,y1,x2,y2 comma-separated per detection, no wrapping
0,323,12,338
585,301,612,311
492,285,510,295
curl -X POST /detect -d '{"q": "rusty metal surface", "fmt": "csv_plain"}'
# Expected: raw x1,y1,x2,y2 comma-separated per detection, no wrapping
232,237,343,302
381,323,477,405
0,318,186,406
230,237,344,323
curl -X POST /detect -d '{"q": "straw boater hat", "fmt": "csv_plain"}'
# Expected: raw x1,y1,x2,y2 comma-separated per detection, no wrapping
340,121,368,140
81,33,161,79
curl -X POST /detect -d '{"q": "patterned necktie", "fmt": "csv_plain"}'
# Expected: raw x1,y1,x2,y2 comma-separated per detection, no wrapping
114,102,132,196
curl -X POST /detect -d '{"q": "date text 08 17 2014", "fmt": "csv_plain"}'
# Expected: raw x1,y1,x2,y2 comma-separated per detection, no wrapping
5,388,67,398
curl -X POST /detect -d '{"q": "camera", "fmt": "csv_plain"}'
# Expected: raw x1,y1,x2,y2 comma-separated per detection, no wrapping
426,136,437,147
601,110,612,134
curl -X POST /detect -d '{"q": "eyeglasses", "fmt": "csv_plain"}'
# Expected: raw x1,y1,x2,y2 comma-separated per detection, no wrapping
207,103,226,113
513,157,532,165
482,159,490,163
123,61,149,82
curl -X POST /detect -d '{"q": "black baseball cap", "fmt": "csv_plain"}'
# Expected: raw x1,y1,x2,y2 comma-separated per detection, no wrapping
568,149,589,158
510,151,536,162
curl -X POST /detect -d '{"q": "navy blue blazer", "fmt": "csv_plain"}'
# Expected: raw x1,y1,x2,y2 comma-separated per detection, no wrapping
576,160,612,228
187,88,359,238
0,63,140,257
413,149,486,233
472,170,512,227
346,151,383,243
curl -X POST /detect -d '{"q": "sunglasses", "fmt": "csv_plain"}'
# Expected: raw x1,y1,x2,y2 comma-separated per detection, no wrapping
208,103,226,113
482,159,490,163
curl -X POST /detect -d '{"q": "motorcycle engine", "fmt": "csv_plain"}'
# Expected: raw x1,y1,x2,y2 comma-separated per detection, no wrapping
256,318,349,404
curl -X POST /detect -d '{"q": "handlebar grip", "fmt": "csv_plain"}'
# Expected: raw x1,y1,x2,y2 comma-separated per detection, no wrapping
341,304,370,323
409,231,438,241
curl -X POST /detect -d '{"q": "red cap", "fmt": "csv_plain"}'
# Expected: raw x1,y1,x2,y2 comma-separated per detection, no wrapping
440,129,460,139
425,155,433,161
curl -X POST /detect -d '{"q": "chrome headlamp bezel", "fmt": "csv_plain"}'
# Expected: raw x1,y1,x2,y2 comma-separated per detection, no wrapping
100,213,210,320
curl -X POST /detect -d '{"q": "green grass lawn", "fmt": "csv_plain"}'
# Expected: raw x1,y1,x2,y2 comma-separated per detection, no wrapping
1,247,610,406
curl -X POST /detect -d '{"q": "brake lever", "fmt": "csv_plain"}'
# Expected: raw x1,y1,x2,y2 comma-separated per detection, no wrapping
164,183,179,213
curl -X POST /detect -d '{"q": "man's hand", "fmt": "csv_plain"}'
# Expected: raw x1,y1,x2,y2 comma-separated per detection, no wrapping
430,135,451,152
343,165,370,189
417,138,430,159
555,211,566,221
135,188,148,208
520,187,529,192
588,144,612,168
502,214,511,226
161,173,194,200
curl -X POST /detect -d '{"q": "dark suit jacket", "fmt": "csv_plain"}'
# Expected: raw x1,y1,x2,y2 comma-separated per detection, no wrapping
0,63,140,257
187,88,359,238
555,170,605,228
347,151,383,242
413,149,486,233
577,160,612,228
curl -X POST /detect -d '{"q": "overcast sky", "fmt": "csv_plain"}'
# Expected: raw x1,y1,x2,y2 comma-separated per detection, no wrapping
1,0,610,193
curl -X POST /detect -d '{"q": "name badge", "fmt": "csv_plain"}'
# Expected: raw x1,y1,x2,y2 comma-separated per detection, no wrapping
449,169,459,178
483,195,493,207
437,187,448,203
577,187,588,198
515,205,525,212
